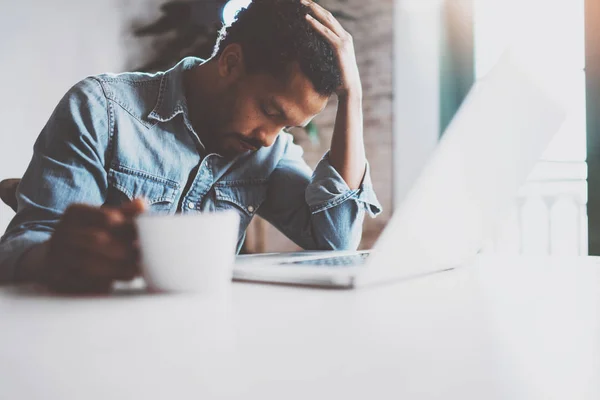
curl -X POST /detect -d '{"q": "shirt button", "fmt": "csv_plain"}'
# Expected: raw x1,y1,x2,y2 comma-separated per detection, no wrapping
188,202,195,209
247,205,255,213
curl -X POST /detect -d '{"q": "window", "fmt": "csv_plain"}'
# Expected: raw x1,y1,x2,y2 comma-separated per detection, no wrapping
475,0,587,255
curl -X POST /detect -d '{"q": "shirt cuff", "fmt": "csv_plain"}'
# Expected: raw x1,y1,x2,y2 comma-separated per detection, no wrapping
305,151,383,217
0,231,51,283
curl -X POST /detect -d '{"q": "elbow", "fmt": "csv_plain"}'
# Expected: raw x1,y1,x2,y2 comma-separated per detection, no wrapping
313,231,361,251
311,213,363,251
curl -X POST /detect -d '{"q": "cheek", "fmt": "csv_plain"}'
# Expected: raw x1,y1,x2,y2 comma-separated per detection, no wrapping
221,136,238,151
220,84,267,133
229,100,264,131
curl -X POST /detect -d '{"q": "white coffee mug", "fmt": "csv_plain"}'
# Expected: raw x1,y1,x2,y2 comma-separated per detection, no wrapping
135,211,240,293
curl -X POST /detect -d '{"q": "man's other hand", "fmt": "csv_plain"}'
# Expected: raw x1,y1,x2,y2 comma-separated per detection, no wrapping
41,199,147,294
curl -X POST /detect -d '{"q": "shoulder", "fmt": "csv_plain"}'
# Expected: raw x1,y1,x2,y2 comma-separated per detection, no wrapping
89,71,164,121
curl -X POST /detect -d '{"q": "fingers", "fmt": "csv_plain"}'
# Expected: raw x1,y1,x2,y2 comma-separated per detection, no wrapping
66,248,139,281
301,0,346,38
60,227,138,263
52,238,140,278
65,199,147,230
64,204,126,230
110,222,138,242
45,200,147,294
44,258,115,294
306,14,340,45
120,198,147,217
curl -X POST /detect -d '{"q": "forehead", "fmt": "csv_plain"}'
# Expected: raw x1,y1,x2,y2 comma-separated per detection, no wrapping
248,63,329,122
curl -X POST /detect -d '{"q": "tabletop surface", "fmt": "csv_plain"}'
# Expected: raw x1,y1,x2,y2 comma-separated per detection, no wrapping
1,255,599,400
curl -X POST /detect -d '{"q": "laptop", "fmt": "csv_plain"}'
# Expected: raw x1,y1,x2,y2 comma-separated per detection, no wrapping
233,52,567,288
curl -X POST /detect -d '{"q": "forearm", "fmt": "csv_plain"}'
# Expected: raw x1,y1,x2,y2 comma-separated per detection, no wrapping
303,0,366,189
261,132,382,251
261,197,366,251
328,90,367,190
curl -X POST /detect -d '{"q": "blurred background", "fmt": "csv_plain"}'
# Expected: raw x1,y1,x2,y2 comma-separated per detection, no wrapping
0,0,597,256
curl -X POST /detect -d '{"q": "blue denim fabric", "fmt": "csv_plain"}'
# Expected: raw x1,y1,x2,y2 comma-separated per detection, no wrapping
0,57,382,282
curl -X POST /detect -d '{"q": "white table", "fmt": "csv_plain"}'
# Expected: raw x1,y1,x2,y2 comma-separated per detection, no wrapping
1,255,599,400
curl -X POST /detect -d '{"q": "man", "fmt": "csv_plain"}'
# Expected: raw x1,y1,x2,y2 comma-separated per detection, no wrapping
0,0,381,293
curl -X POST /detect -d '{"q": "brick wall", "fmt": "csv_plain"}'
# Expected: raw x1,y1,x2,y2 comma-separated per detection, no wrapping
248,0,394,252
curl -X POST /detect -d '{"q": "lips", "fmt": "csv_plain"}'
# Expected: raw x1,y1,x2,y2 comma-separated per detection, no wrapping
237,137,258,152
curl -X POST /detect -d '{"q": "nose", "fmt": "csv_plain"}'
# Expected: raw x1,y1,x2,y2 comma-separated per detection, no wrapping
253,126,281,148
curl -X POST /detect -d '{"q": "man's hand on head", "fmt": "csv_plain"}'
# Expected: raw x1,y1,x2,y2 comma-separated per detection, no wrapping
301,0,367,190
25,199,147,294
302,0,362,99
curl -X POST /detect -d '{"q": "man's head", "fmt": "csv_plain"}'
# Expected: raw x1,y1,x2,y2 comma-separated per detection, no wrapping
190,0,342,158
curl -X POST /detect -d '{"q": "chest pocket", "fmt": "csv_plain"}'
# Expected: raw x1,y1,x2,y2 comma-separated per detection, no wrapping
212,180,268,242
106,166,180,213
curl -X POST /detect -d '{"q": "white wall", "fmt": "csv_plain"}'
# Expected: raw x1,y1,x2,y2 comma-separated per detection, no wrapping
0,0,161,233
393,0,443,206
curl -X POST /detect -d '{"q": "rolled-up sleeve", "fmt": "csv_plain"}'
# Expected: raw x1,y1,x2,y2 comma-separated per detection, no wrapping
306,151,382,217
258,136,382,251
0,77,109,282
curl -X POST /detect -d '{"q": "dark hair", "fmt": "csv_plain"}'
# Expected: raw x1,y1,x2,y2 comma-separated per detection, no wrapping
212,0,342,96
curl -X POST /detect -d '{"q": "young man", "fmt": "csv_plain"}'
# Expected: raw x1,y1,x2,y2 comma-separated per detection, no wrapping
0,0,381,293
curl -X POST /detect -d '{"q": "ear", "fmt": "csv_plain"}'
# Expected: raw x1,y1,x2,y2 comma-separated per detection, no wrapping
217,43,246,81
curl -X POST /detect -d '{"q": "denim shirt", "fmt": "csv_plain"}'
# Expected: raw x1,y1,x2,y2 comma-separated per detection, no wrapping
0,57,382,282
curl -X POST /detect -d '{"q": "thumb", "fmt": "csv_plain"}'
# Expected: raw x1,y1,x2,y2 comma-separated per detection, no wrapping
120,198,148,217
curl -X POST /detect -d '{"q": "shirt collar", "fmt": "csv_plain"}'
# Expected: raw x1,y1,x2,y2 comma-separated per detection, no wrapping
147,57,204,122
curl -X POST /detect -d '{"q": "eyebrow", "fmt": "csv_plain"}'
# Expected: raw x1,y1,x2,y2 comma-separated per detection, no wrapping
269,98,310,128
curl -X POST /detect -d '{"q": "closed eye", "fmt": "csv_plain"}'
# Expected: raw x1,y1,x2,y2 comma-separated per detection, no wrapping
261,103,279,118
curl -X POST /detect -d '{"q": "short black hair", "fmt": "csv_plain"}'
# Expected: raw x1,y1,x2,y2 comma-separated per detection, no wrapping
213,0,342,96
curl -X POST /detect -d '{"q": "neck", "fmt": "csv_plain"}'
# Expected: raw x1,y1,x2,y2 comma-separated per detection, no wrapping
184,59,220,136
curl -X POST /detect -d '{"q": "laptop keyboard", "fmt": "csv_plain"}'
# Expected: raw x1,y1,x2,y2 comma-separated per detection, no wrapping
285,253,370,267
